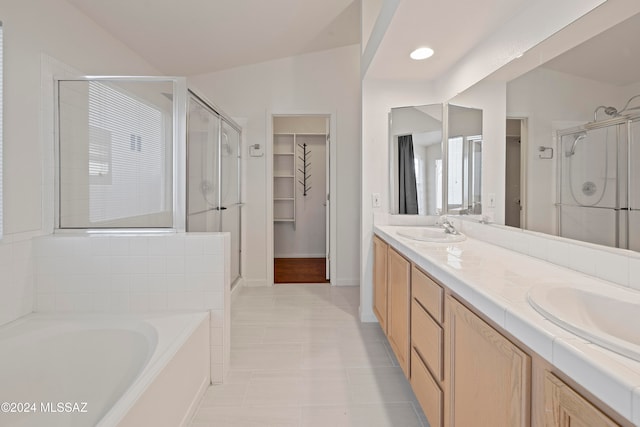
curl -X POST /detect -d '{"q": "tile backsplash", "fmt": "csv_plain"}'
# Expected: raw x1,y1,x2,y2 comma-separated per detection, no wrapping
450,217,640,292
380,214,640,292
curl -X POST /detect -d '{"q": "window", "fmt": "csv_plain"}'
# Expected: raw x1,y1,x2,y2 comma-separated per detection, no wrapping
58,79,174,228
448,136,464,208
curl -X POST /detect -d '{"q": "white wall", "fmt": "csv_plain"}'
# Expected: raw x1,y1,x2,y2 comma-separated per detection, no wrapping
434,0,606,101
507,67,630,234
360,78,437,321
0,0,161,326
189,45,361,287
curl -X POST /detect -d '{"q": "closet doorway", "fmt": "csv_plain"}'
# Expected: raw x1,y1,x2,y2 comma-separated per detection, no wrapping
272,115,330,283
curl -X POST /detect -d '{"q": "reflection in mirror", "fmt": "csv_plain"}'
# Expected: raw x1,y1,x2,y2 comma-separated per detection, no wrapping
447,104,482,215
506,10,640,251
389,104,443,215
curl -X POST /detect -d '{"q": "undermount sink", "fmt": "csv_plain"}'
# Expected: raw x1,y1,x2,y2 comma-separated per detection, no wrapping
528,282,640,362
396,226,466,243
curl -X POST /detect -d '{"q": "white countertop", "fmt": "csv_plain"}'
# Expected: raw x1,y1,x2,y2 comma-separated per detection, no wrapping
375,224,640,425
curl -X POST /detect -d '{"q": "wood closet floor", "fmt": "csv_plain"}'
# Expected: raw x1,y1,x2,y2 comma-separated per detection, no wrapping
274,258,329,283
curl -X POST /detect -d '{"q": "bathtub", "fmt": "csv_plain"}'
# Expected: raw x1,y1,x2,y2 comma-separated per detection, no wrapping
0,311,210,427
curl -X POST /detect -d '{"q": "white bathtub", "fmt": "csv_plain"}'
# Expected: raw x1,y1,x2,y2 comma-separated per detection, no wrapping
0,312,210,427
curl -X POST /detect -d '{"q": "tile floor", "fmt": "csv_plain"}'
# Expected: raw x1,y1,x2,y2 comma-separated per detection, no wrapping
190,284,427,427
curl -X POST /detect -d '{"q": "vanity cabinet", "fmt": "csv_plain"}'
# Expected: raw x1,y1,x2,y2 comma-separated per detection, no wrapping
387,247,411,377
373,235,388,333
372,233,627,427
410,266,444,427
544,372,619,427
445,295,531,426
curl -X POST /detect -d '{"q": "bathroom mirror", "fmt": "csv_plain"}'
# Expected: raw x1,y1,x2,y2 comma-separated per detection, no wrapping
446,104,483,215
461,7,640,252
389,104,443,215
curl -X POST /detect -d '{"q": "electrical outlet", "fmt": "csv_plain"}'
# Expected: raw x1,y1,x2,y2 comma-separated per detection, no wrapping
488,193,496,208
372,193,381,208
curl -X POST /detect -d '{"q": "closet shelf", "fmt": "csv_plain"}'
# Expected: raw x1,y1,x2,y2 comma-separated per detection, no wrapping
273,132,297,228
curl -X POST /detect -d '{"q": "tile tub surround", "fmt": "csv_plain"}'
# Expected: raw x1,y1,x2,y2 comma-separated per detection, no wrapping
0,231,36,327
33,232,231,384
190,284,427,427
375,224,640,425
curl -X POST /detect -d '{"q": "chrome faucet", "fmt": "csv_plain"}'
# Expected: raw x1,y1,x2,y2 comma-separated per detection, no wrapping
440,216,459,235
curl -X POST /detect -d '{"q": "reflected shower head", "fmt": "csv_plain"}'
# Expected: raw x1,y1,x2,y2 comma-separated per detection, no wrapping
593,105,619,121
566,132,586,157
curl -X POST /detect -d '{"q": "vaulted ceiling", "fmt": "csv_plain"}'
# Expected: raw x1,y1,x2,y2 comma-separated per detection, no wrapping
64,0,640,87
65,0,361,76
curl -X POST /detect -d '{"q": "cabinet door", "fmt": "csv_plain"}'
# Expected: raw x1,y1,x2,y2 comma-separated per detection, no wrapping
544,372,619,427
445,295,531,427
373,236,388,333
388,247,411,377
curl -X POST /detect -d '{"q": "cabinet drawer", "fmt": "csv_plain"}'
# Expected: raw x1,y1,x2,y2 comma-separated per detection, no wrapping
412,266,443,323
411,348,443,427
411,300,443,381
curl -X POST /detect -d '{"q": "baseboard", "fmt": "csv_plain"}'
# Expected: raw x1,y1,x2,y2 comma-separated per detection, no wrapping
230,278,244,304
360,307,379,323
243,278,271,287
274,254,326,258
332,279,360,287
180,376,210,427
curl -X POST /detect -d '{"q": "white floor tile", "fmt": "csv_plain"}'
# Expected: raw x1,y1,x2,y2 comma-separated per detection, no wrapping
190,284,425,427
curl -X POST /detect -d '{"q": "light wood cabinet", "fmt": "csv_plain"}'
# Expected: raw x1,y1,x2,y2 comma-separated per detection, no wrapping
372,234,627,427
412,348,443,427
387,247,411,377
410,266,445,427
445,295,531,427
373,235,388,333
544,372,619,427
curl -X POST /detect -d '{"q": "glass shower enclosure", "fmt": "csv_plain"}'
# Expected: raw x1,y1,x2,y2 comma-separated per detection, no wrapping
557,114,640,251
56,78,242,285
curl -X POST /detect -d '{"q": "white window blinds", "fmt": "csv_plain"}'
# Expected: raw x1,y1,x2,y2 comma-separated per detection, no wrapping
58,79,174,228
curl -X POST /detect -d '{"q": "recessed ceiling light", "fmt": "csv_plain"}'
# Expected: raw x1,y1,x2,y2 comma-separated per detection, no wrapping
410,47,434,60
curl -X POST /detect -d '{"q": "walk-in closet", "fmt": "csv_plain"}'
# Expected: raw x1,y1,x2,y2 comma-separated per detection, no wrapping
273,116,329,283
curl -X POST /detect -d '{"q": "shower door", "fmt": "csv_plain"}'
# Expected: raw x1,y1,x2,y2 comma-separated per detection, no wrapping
186,95,221,232
629,119,640,251
558,123,628,248
186,92,242,285
220,120,241,285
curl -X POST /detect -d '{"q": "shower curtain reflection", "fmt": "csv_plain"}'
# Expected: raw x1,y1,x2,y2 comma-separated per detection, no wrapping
398,135,418,214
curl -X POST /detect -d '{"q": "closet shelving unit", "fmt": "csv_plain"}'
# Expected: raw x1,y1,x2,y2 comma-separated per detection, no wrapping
273,132,325,228
274,133,296,225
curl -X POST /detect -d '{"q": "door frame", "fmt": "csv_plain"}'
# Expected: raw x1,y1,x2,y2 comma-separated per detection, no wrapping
506,116,529,229
266,111,337,285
